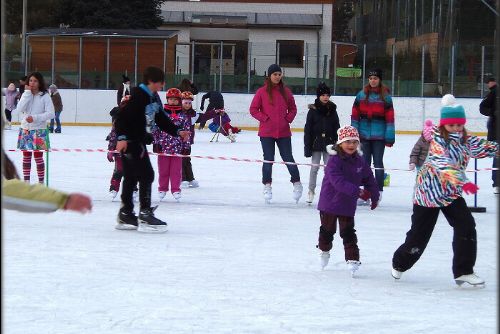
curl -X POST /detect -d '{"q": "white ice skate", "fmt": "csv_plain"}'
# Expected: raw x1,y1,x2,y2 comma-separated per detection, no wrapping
306,190,314,204
180,181,190,189
292,182,303,203
494,187,499,195
133,190,139,203
158,191,167,201
173,192,181,202
189,180,199,188
263,183,272,204
347,260,361,277
455,273,485,288
227,129,236,143
320,251,330,270
109,190,118,201
391,268,403,280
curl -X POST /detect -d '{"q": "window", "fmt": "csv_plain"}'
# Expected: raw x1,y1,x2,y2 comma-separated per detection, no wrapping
277,40,304,68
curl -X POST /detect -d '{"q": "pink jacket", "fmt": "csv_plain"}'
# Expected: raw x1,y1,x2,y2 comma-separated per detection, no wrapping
249,83,297,138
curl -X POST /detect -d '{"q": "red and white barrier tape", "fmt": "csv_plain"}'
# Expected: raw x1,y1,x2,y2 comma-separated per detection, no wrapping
6,148,498,172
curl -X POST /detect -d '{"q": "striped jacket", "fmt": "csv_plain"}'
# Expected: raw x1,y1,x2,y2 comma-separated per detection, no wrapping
413,126,498,207
351,87,395,144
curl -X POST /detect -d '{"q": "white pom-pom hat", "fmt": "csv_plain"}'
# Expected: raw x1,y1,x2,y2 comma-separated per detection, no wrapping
440,94,466,126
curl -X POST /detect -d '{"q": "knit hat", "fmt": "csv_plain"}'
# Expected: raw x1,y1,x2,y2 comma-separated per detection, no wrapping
316,82,331,98
49,84,57,90
367,68,382,80
122,74,130,83
439,94,466,126
267,64,282,76
336,125,360,144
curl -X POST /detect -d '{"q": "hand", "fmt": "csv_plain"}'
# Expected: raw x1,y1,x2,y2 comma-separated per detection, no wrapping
462,182,479,195
107,152,115,162
385,143,393,148
26,115,33,123
116,140,127,153
409,163,416,171
179,130,191,142
64,193,92,213
25,84,32,92
370,200,378,210
359,189,371,201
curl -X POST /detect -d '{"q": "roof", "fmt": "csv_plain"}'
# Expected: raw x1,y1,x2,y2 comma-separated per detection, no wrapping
161,11,323,29
26,28,179,39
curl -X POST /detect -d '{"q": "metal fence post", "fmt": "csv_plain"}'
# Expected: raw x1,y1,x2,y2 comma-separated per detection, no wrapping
392,44,396,95
219,41,223,92
304,43,309,95
51,36,55,84
191,41,195,83
78,37,82,89
450,43,455,95
333,43,337,95
362,43,366,88
247,42,252,94
106,38,110,89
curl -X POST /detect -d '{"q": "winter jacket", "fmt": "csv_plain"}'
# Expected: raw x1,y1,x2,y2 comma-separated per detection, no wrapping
413,126,498,207
3,88,18,111
351,87,395,144
479,84,497,141
115,85,180,145
3,178,69,213
50,91,63,113
200,91,224,111
249,83,297,138
317,146,380,217
304,99,340,157
16,90,55,131
409,135,430,167
152,105,191,155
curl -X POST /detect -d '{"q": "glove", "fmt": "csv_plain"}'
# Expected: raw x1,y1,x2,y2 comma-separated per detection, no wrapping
409,163,416,171
422,119,434,141
107,152,114,162
304,148,312,158
359,189,371,201
144,133,154,145
370,200,378,210
462,182,479,195
385,143,393,148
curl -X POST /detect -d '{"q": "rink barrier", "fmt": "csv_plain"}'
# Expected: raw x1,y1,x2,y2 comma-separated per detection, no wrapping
6,148,498,173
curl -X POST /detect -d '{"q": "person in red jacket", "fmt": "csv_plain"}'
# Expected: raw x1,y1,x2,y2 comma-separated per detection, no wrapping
249,64,302,204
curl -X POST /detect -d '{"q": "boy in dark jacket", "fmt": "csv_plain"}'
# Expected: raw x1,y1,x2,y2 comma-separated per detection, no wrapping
114,67,190,233
304,82,340,204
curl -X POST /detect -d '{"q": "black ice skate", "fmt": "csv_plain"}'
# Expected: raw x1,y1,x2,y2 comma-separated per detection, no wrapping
138,206,168,233
116,209,138,230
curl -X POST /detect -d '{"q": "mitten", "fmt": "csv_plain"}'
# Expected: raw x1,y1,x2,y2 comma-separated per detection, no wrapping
359,189,371,201
304,148,312,158
409,163,416,171
107,152,114,162
370,200,378,210
462,182,479,195
422,119,434,141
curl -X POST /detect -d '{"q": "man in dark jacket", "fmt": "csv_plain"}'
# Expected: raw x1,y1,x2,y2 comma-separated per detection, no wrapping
197,91,225,129
114,66,190,232
479,77,498,192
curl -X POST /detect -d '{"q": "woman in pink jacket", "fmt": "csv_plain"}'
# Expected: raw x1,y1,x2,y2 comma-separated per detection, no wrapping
250,64,302,204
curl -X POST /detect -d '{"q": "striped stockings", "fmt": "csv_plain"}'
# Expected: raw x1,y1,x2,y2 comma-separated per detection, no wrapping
22,151,45,183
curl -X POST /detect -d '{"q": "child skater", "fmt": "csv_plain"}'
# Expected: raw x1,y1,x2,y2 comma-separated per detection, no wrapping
179,91,199,188
206,108,240,142
392,94,498,287
316,125,380,276
408,122,431,172
153,88,190,201
304,82,340,204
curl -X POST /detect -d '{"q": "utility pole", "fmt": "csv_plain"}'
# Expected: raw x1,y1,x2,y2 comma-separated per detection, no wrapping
21,0,27,73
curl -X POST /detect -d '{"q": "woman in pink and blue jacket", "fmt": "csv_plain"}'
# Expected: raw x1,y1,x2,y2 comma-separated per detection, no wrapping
249,64,302,203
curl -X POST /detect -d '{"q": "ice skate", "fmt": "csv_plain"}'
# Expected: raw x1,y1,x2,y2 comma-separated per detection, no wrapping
347,260,361,277
263,183,272,204
455,273,485,288
138,206,168,233
158,191,167,201
306,190,314,204
109,190,118,201
494,186,499,195
227,129,236,143
292,182,303,203
115,209,138,230
180,181,190,189
173,191,181,202
391,268,403,280
320,251,330,270
133,190,139,203
189,180,199,188
5,121,11,130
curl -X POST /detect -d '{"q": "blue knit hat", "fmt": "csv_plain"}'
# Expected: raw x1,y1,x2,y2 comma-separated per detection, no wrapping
267,64,282,76
440,94,466,126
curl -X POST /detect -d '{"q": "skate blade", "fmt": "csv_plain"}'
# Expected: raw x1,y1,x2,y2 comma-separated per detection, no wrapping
455,280,486,288
138,223,168,233
115,223,138,231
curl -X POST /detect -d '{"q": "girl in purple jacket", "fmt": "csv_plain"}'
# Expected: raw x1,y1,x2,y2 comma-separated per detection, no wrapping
316,125,380,276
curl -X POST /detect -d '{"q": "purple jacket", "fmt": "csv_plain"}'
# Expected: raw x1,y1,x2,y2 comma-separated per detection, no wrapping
152,106,190,155
317,146,380,217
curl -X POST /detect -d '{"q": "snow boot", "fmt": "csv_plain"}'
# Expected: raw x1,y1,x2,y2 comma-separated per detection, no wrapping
292,182,303,203
320,251,330,270
138,206,167,233
455,273,485,287
115,208,138,230
347,260,361,277
263,183,272,204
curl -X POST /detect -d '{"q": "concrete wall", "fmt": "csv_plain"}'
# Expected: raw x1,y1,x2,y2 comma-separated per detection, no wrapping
5,89,488,134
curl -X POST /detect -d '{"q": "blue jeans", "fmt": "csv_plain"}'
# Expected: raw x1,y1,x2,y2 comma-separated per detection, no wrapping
260,137,300,184
50,111,61,132
360,140,385,191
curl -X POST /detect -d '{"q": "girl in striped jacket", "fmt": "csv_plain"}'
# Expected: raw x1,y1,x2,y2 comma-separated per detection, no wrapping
392,95,498,287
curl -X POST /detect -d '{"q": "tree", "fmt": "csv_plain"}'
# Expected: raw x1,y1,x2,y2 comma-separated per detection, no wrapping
4,0,61,34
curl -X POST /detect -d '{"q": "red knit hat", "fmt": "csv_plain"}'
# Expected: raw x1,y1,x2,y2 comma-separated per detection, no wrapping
337,126,360,144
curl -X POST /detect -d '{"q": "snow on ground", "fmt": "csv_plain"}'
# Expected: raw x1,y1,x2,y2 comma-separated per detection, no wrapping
2,126,498,334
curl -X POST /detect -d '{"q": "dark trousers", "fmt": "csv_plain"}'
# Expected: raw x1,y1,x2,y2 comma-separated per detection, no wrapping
4,108,12,122
182,147,195,182
120,142,154,213
317,212,359,261
392,197,477,278
360,140,385,191
260,137,300,184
